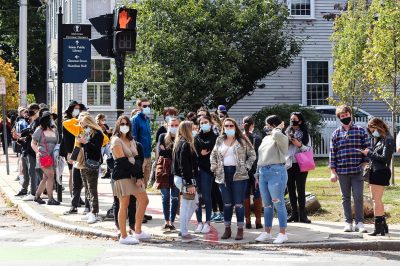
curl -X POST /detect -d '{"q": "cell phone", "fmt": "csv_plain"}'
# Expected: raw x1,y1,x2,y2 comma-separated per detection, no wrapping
354,148,363,153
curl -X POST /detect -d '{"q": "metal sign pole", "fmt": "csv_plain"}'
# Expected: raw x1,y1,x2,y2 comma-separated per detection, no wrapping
2,95,10,175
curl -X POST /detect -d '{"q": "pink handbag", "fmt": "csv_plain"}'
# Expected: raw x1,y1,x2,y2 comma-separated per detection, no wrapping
295,150,315,172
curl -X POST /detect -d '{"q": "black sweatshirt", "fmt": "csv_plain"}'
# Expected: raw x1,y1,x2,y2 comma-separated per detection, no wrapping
173,139,198,186
195,130,217,175
82,129,104,162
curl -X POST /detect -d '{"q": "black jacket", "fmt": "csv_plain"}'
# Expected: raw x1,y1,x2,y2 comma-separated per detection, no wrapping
195,130,217,174
60,125,76,157
25,118,40,157
173,139,198,186
158,133,174,159
247,132,262,176
368,134,395,172
82,130,104,162
111,140,144,180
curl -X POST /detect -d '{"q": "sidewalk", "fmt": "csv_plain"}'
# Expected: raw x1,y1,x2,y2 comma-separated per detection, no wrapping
1,151,400,250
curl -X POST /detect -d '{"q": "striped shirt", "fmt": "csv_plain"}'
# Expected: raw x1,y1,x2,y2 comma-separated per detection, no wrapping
329,124,370,175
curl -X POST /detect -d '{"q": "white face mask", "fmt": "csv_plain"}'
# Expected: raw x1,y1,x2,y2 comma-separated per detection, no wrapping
142,107,151,115
84,127,91,134
120,125,129,134
72,109,80,117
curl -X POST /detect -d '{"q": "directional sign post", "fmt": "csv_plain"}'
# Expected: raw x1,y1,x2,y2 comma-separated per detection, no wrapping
0,77,10,175
63,39,91,83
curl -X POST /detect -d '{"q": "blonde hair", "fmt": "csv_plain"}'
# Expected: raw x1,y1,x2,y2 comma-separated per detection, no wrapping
164,117,180,149
174,121,197,155
79,115,102,132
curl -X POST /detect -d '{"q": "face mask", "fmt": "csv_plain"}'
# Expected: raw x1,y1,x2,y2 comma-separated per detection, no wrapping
225,129,235,137
192,131,198,138
72,109,80,117
142,107,151,115
120,125,129,134
165,116,171,123
201,124,211,132
372,130,380,138
340,117,352,126
263,127,272,135
84,127,91,134
290,120,300,126
169,127,178,135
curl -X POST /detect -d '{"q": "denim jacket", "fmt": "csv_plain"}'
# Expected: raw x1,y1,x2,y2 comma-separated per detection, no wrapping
210,136,256,184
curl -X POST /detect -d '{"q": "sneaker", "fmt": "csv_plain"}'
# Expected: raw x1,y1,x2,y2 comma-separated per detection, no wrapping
201,223,211,234
101,172,111,179
181,234,199,243
83,207,90,215
344,223,353,232
169,224,177,231
47,198,60,206
255,232,273,242
213,213,224,223
63,207,78,215
81,213,90,220
119,235,139,245
34,197,46,205
144,214,153,220
210,213,218,221
355,222,368,233
15,189,28,197
195,223,204,234
87,213,97,224
22,194,35,201
161,224,170,231
273,233,288,244
134,231,151,240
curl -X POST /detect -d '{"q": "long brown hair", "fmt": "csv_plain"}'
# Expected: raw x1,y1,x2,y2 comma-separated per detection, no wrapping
367,117,390,136
173,120,197,155
113,115,134,141
222,118,252,147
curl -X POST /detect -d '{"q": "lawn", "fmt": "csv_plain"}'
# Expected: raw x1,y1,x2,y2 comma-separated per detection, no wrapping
306,158,400,224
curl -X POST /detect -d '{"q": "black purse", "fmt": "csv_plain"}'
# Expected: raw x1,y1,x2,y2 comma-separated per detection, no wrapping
85,151,101,169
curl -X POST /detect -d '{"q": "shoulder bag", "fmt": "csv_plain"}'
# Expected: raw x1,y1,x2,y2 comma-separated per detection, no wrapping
39,130,54,168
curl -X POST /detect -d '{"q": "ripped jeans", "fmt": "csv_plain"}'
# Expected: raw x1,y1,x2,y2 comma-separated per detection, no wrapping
259,164,288,229
219,166,248,228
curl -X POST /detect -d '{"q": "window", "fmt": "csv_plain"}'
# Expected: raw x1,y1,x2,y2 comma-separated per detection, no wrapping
288,0,314,18
86,0,111,20
306,61,330,106
87,59,111,106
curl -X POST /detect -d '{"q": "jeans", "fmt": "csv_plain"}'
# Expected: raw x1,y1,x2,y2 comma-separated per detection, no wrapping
338,172,364,224
113,195,137,229
287,163,308,212
27,154,41,195
259,164,288,229
219,166,247,228
174,176,198,236
195,169,213,222
160,187,180,223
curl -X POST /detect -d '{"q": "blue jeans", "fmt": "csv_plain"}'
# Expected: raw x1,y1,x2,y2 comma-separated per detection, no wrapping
219,166,247,227
195,169,213,222
259,164,288,229
160,187,180,223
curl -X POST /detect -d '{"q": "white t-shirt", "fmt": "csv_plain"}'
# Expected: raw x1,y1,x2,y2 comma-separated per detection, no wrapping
219,142,236,166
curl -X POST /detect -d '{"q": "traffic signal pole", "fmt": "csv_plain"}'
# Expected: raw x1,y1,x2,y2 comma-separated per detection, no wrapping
57,6,63,202
115,53,125,119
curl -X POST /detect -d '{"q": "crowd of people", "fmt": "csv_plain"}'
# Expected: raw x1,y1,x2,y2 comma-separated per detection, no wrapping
4,100,395,245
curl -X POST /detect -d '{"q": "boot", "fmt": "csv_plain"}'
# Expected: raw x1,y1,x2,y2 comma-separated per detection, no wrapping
253,198,263,229
299,208,311,224
368,216,385,236
235,228,244,241
221,226,232,239
287,209,299,223
382,216,389,233
244,199,252,229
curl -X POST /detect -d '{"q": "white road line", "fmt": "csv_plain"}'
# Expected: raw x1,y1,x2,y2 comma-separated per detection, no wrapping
104,255,309,262
0,229,18,237
22,235,66,247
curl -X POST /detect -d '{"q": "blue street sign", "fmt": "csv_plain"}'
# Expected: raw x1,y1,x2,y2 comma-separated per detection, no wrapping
63,38,91,83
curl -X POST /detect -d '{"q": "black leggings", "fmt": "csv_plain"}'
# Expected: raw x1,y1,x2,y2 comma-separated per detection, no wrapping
211,176,223,213
71,168,90,208
287,163,308,211
113,195,137,230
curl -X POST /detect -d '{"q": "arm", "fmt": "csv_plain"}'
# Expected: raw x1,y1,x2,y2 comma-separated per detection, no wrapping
368,137,395,164
181,143,194,185
134,142,145,180
131,117,139,142
361,129,371,163
210,141,218,172
82,131,103,158
111,138,125,159
272,129,289,149
245,142,256,171
329,133,338,181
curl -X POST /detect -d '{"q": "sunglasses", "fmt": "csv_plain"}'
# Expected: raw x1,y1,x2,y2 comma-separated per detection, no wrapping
120,123,128,126
224,124,235,128
142,105,150,108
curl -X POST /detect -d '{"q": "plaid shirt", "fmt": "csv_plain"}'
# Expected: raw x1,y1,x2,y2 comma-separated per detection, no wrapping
329,124,370,175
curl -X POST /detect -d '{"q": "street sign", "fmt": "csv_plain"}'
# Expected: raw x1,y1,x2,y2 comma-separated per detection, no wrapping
0,77,6,95
62,24,91,39
63,39,91,83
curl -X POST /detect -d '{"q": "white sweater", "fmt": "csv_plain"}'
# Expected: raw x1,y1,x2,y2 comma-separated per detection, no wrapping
257,128,289,166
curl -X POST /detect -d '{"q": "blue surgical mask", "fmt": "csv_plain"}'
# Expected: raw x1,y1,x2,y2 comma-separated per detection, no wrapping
225,129,235,137
72,109,80,117
142,107,151,116
169,127,178,135
165,116,171,123
192,131,198,138
84,127,91,134
372,130,380,138
200,124,211,132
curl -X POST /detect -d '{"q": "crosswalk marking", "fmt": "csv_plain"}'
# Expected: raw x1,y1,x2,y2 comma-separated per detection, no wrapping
22,235,66,247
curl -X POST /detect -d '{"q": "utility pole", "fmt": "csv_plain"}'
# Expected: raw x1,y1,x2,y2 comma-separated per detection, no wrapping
19,0,28,107
57,6,63,202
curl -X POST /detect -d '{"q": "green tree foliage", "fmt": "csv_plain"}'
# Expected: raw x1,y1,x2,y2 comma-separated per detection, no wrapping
329,0,370,109
124,0,302,113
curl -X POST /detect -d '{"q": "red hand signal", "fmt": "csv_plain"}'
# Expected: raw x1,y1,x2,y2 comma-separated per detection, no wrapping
119,10,131,29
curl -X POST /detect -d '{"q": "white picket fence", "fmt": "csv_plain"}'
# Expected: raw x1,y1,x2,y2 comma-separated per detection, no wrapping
313,116,400,157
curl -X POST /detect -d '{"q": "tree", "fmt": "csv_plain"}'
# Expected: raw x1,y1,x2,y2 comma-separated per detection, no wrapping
329,0,370,109
0,57,19,114
124,0,302,113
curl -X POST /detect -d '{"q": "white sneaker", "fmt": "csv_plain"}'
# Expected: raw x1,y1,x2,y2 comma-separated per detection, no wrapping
195,223,204,234
255,232,272,242
87,213,97,224
355,222,367,233
344,222,353,232
201,223,211,234
273,233,288,244
22,194,35,201
119,235,139,245
81,213,90,221
133,231,151,240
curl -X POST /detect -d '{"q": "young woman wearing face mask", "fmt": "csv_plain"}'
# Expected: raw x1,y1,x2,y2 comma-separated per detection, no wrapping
76,115,104,224
255,115,289,244
210,118,256,240
156,117,181,231
360,118,394,236
285,112,312,224
194,116,218,234
242,116,263,229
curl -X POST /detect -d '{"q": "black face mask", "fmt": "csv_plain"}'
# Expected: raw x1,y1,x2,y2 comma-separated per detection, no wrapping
290,120,300,127
263,127,272,135
340,117,352,126
28,110,36,117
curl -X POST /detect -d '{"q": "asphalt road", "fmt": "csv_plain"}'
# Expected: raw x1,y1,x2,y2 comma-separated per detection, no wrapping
1,196,400,266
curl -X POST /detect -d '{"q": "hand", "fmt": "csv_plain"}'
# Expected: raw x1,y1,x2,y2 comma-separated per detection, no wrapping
360,148,369,156
119,10,132,29
136,179,144,188
159,144,165,151
77,136,88,144
255,177,259,188
201,149,210,156
187,186,196,194
67,153,73,164
291,138,302,148
330,173,338,183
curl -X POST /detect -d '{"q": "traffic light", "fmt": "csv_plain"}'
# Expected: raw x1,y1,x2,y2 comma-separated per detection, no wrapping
113,7,137,53
89,13,114,57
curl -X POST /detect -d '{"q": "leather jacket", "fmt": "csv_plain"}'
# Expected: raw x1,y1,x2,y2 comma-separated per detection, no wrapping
367,134,395,171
